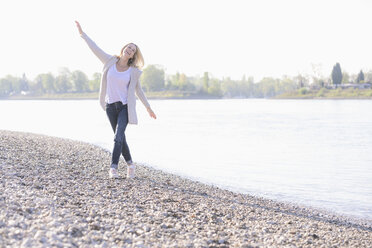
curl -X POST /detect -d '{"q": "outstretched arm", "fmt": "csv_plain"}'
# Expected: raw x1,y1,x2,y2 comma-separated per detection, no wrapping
75,20,112,64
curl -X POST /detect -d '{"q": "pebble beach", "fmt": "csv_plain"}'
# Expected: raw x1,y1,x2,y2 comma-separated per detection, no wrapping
1,130,371,247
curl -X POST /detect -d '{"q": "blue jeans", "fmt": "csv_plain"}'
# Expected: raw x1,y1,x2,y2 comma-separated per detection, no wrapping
106,101,132,169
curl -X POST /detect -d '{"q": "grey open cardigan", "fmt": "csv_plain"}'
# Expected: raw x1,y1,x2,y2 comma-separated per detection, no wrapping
81,32,151,125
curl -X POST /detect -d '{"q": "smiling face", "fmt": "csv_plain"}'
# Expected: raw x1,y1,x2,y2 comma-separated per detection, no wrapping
121,43,137,59
118,42,144,68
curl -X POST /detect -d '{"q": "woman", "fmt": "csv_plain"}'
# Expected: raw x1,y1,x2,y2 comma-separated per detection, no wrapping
75,21,157,179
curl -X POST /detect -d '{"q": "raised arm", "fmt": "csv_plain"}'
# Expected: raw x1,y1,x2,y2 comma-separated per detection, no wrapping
75,21,112,64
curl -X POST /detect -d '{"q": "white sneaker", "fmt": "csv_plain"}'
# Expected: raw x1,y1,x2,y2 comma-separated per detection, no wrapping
127,164,135,179
109,168,119,179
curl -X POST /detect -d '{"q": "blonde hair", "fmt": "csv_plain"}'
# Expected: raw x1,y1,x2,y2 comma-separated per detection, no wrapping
117,43,144,69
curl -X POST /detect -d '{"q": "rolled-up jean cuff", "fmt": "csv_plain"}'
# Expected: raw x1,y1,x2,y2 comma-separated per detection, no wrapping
111,164,118,169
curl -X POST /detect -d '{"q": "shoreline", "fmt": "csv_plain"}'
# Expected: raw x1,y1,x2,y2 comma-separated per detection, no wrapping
2,94,372,101
273,97,372,100
2,97,372,102
1,130,371,247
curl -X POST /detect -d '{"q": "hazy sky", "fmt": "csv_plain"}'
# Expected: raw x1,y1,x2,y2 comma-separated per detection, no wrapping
1,0,372,81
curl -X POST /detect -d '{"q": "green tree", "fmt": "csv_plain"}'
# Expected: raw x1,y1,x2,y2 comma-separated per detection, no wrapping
55,75,71,93
164,77,174,90
221,77,240,97
207,79,222,97
311,63,323,87
2,75,24,94
165,73,182,90
331,63,342,87
259,77,278,97
279,76,297,93
169,72,180,90
71,70,89,92
363,70,372,83
141,65,165,91
88,72,101,92
54,67,72,93
34,73,55,93
202,72,209,93
356,70,365,83
20,74,29,92
0,77,13,96
238,75,255,97
29,75,43,95
295,74,309,89
178,73,189,91
54,68,72,93
9,73,29,93
342,71,350,84
0,75,28,95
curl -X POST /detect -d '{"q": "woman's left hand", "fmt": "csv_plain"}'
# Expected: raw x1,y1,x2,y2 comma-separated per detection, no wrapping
147,108,157,119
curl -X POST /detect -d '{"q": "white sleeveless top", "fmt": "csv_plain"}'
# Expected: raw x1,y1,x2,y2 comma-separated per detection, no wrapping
105,64,132,104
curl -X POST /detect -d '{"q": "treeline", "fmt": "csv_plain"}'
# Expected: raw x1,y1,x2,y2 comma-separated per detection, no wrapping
140,64,372,98
139,65,301,98
0,65,298,98
330,63,370,86
0,68,101,97
1,63,371,98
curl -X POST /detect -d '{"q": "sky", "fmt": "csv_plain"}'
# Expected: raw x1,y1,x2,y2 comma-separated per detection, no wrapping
1,0,372,81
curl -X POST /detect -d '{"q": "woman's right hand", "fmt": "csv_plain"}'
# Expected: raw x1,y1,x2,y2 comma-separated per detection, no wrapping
75,20,83,35
147,107,157,119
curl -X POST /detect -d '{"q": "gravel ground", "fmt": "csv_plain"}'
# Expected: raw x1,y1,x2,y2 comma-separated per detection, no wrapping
1,130,371,247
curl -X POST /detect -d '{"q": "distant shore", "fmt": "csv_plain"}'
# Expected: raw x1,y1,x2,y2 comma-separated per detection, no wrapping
1,130,371,247
2,88,372,100
275,88,372,99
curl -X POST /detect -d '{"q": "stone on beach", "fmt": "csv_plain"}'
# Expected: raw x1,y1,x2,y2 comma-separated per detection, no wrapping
0,130,371,247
